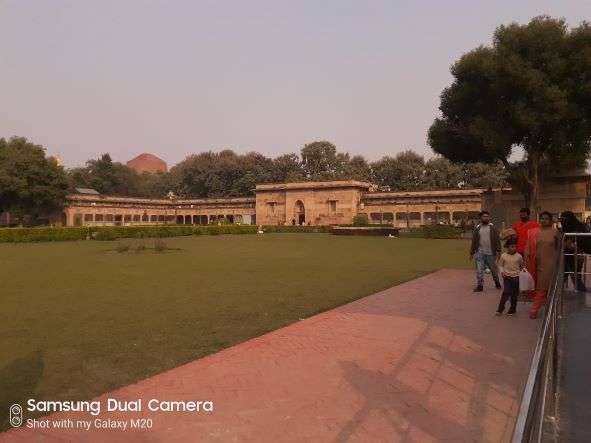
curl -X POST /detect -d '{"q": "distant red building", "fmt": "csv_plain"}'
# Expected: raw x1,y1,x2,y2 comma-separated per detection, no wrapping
127,153,167,174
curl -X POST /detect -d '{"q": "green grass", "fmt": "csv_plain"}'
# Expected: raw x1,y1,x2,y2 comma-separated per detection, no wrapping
0,234,470,428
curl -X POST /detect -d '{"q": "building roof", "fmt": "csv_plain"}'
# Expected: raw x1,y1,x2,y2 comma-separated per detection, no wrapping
256,180,373,191
74,187,100,195
66,193,255,206
363,188,488,199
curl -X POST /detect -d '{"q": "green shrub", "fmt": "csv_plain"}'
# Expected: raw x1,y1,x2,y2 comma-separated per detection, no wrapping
262,225,329,233
0,223,328,243
94,230,118,241
421,224,462,239
352,214,370,226
398,225,462,239
0,227,89,243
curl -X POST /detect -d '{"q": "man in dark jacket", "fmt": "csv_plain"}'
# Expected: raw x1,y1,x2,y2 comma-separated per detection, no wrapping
470,211,502,292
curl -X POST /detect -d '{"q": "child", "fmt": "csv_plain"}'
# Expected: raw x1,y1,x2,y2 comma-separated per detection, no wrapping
496,238,523,316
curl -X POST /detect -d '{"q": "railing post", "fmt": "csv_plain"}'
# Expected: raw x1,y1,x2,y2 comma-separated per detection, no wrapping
574,236,579,291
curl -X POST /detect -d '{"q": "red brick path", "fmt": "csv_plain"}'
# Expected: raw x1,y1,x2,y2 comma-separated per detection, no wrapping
3,270,538,442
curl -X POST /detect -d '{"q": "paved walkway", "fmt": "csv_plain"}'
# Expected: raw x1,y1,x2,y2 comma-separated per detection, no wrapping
3,270,539,442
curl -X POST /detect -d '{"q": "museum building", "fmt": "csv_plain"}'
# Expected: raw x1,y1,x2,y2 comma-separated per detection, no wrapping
59,173,591,227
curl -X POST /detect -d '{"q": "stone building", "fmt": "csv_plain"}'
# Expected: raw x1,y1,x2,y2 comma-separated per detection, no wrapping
484,171,591,225
25,174,591,228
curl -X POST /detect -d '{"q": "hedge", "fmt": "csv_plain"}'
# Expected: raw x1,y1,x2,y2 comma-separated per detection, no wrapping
0,224,329,243
400,225,463,239
0,227,90,243
262,225,329,234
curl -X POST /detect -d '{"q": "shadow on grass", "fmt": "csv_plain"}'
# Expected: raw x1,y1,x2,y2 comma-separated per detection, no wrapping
0,351,44,431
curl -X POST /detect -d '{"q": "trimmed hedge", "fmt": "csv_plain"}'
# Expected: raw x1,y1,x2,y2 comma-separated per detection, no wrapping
0,227,90,243
261,225,329,233
400,225,463,239
0,224,330,243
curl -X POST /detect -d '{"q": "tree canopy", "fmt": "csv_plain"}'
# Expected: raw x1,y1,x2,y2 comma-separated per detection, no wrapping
1,136,509,222
0,137,68,224
428,16,591,212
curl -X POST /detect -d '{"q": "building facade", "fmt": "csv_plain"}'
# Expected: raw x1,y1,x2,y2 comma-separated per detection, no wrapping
57,177,591,228
51,174,590,228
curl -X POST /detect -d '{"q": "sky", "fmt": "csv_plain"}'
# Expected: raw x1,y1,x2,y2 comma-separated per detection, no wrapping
1,1,590,168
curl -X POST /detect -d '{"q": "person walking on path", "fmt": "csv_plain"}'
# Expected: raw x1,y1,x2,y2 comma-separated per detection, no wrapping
496,238,523,316
470,211,502,292
525,211,561,319
513,208,539,301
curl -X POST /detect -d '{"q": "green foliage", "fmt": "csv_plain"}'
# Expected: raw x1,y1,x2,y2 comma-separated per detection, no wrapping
261,225,330,233
169,150,274,198
0,137,69,223
401,225,463,239
93,230,118,241
68,154,171,198
271,153,305,182
352,214,370,226
371,151,507,191
429,16,591,210
0,227,89,242
0,224,329,242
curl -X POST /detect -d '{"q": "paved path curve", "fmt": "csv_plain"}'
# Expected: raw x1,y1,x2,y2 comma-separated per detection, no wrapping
3,269,539,442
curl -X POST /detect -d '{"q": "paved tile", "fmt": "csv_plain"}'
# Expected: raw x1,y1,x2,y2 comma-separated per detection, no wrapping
2,269,539,442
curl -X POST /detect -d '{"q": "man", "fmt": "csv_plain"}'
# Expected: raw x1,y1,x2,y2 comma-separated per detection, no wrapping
470,211,502,292
512,208,539,256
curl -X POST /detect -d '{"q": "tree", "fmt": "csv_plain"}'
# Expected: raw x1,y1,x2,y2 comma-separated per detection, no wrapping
301,141,346,180
371,150,425,191
170,149,275,198
428,16,591,213
230,151,274,195
342,155,372,181
271,153,305,182
423,157,508,189
0,137,68,224
68,153,144,196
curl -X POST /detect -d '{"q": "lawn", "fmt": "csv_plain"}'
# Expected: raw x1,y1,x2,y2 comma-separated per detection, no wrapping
0,234,470,427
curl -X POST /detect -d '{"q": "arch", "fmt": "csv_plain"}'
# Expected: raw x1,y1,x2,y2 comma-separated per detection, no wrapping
294,200,305,225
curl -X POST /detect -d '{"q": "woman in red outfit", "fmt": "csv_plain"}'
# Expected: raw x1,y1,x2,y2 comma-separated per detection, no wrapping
524,211,561,319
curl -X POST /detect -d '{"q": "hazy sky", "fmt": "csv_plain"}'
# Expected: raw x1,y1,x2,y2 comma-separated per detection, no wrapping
1,1,589,168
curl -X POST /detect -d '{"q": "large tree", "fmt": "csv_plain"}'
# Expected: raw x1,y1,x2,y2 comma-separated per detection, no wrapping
170,150,275,197
428,16,591,213
301,141,347,180
0,137,68,224
271,153,305,183
371,150,425,191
